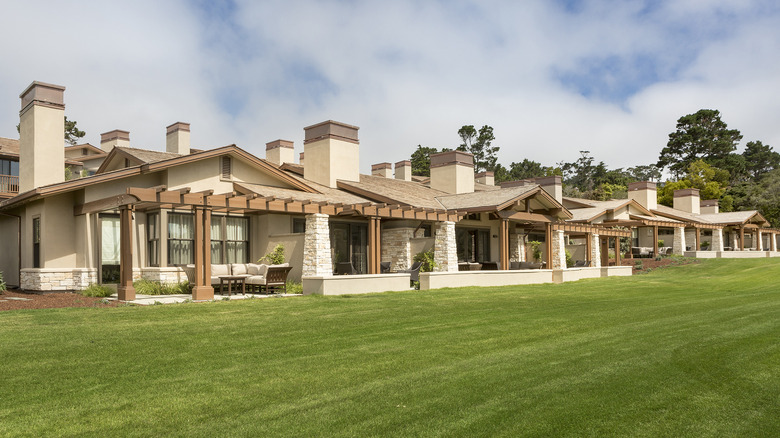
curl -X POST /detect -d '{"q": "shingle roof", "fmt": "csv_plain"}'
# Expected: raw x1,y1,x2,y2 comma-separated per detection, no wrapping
115,147,182,164
337,174,448,210
235,181,370,205
0,137,19,156
698,211,766,225
567,199,636,222
436,184,539,210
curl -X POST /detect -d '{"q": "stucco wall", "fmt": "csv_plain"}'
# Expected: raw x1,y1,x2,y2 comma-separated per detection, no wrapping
0,215,20,286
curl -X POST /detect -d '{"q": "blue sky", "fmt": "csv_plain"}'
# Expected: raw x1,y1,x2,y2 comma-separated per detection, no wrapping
1,0,779,173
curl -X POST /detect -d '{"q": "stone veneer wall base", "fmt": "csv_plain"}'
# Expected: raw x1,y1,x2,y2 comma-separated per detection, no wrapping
433,221,458,272
21,268,98,291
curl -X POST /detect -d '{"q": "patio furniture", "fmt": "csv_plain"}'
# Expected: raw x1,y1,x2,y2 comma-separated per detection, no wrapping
380,261,391,273
516,261,544,269
219,275,246,296
335,262,357,275
399,261,422,282
481,261,499,270
572,260,587,267
264,266,292,293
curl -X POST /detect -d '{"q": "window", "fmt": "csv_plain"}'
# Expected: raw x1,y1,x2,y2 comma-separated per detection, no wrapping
0,159,19,176
456,227,491,262
168,213,194,265
632,228,639,248
221,156,232,180
210,216,249,264
292,217,306,234
32,217,41,268
147,212,160,267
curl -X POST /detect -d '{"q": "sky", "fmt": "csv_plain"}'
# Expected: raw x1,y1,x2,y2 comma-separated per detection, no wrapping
1,0,779,175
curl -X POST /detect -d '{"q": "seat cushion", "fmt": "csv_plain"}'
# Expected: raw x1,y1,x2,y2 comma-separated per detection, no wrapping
211,264,230,276
246,275,266,285
247,263,269,277
231,264,248,276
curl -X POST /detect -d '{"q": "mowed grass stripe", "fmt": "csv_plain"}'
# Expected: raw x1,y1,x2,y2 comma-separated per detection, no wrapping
0,258,778,437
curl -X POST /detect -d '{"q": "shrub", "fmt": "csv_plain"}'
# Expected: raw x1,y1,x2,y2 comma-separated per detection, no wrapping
260,244,285,265
528,241,542,262
658,239,665,247
634,260,644,270
0,271,6,293
565,249,574,268
81,284,114,297
133,279,190,295
413,249,437,272
285,281,303,294
701,241,710,250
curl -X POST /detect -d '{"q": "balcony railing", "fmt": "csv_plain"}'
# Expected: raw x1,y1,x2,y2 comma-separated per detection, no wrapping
0,174,19,195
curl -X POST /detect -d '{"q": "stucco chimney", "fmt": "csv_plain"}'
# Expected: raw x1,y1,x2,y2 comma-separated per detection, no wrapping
674,188,700,214
475,171,494,186
303,120,359,188
371,162,392,178
19,81,66,192
395,160,412,181
299,152,304,166
628,181,657,211
100,129,130,152
534,175,562,204
700,199,719,214
266,139,295,166
430,150,474,194
166,122,190,155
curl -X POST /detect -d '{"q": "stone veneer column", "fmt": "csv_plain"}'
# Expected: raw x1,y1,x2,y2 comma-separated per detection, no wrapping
302,213,333,276
711,229,725,252
381,228,413,271
509,233,526,263
433,221,458,272
684,229,696,251
731,231,739,250
673,227,686,255
590,234,601,267
551,230,566,269
756,230,763,251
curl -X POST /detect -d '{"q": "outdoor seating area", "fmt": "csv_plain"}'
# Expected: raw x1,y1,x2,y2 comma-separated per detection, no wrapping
183,263,292,295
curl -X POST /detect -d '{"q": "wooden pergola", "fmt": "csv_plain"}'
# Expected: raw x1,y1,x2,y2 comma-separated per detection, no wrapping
75,186,463,301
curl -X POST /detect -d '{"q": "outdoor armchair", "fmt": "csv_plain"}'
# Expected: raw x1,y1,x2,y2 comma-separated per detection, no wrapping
399,261,422,282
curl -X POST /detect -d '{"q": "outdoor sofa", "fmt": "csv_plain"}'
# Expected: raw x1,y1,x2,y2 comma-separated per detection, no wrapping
183,263,291,293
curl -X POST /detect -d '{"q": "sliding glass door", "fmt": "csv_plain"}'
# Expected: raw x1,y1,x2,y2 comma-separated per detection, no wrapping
330,222,368,274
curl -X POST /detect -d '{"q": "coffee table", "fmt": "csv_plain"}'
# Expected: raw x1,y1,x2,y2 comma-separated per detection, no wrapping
219,276,246,296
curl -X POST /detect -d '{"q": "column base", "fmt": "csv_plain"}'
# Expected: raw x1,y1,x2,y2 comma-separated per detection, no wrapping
117,286,136,301
192,285,214,301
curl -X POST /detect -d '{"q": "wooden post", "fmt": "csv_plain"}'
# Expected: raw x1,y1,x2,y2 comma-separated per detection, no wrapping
739,227,745,251
499,219,509,270
653,226,659,258
545,222,553,269
192,207,214,300
600,237,609,267
615,236,621,266
117,206,136,301
368,217,381,274
585,232,592,264
695,228,701,251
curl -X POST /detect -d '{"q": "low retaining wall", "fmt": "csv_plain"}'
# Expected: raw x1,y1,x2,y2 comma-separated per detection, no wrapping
20,268,98,291
302,273,411,295
684,251,780,259
420,270,553,290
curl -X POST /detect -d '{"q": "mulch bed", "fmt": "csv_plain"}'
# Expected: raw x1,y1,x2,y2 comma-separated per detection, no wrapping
0,288,118,311
620,256,699,273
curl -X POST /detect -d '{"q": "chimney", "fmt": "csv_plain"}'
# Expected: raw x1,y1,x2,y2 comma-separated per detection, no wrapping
100,129,130,152
700,199,719,214
299,152,304,166
371,162,392,178
673,188,700,214
166,122,190,155
395,160,412,181
19,81,66,192
303,120,359,188
266,139,295,166
500,179,534,188
534,175,562,204
475,171,494,186
628,181,657,211
430,150,474,194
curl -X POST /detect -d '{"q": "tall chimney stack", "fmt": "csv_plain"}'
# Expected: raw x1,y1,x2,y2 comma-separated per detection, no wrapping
429,150,474,194
395,160,412,181
534,176,562,204
371,162,392,178
628,181,657,211
674,188,700,214
299,152,304,166
303,120,359,188
700,199,719,214
475,171,494,186
19,81,66,192
266,139,295,166
166,122,190,155
100,129,130,152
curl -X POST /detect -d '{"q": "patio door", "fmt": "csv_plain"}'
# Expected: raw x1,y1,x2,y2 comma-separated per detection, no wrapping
456,228,490,262
100,214,120,284
330,222,368,274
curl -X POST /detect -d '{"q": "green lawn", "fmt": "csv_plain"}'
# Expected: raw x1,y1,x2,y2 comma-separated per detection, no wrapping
1,259,778,437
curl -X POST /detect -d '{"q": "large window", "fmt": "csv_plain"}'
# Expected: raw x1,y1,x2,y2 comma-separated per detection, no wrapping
32,216,40,268
147,212,160,267
0,159,19,176
168,213,194,265
456,227,491,262
100,214,120,283
211,216,249,264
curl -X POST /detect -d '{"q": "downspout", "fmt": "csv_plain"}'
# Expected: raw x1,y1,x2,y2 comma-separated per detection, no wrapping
0,210,22,288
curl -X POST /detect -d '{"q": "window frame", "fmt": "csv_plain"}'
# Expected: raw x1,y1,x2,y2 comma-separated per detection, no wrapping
147,212,160,267
167,212,195,266
32,216,41,268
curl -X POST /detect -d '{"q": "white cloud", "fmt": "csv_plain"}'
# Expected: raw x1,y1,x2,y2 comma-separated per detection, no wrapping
1,0,779,175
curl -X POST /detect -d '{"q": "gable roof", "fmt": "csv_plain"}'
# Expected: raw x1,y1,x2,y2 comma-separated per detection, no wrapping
0,137,20,157
96,146,184,173
567,198,653,223
64,143,105,155
337,174,448,210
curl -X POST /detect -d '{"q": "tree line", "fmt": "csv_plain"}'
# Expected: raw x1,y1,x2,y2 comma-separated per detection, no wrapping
409,109,780,227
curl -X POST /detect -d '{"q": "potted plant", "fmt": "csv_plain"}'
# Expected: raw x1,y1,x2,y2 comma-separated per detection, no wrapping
528,241,542,263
